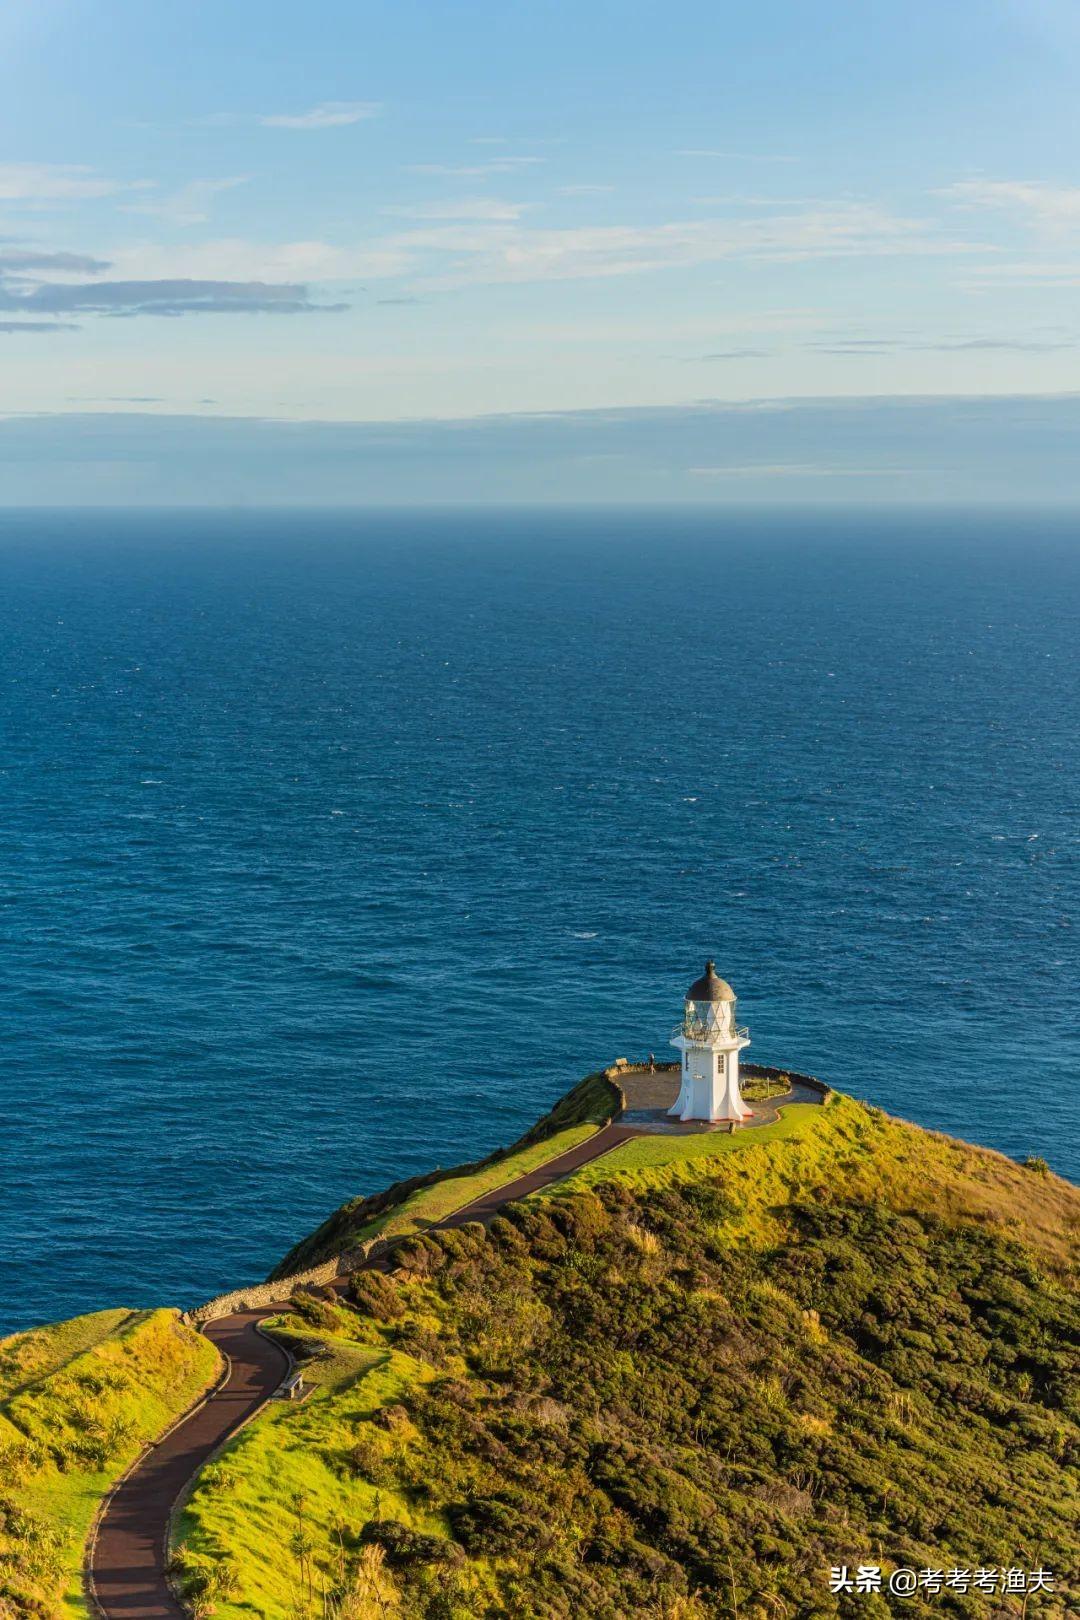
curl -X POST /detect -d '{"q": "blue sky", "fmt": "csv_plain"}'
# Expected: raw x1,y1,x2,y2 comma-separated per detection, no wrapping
3,0,1080,500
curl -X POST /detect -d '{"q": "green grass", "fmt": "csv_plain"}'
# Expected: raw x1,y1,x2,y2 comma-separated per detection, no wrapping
272,1069,620,1276
264,1310,386,1398
361,1121,600,1243
0,1307,221,1616
550,1090,1080,1275
174,1307,445,1620
0,1309,134,1404
556,1100,823,1187
739,1072,791,1102
275,1070,814,1273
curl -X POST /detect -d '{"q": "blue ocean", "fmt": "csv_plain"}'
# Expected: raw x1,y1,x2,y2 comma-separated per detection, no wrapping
1,509,1077,1336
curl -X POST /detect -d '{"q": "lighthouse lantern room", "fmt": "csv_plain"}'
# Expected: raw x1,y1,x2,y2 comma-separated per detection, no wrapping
669,961,752,1123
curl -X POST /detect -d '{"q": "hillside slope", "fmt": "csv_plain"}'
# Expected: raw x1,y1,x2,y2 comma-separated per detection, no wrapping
0,1308,220,1618
176,1093,1080,1620
272,1069,621,1278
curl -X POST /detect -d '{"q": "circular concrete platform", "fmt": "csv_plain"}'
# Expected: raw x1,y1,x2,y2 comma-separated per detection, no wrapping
617,1066,824,1133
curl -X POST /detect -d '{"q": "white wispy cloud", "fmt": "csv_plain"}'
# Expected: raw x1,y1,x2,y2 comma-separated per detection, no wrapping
258,101,381,129
688,463,899,478
121,177,248,227
961,260,1080,287
945,182,1080,284
690,194,834,208
96,202,985,298
939,179,1080,228
807,332,1074,354
383,197,529,221
496,309,820,344
676,150,799,163
395,203,987,287
0,319,79,333
106,237,413,284
696,348,773,361
405,157,544,178
0,163,151,204
0,248,109,274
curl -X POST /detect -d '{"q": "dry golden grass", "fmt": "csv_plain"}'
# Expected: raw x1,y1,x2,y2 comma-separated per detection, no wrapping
836,1104,1080,1275
559,1092,1079,1277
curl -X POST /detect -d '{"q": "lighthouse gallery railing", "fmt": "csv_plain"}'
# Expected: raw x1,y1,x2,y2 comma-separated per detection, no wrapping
672,1021,750,1043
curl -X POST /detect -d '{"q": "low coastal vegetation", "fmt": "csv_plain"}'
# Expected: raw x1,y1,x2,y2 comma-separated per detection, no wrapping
738,1073,791,1102
273,1069,620,1277
0,1307,219,1618
176,1093,1080,1619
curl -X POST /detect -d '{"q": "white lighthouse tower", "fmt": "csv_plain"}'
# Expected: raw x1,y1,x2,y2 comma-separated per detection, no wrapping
669,962,752,1123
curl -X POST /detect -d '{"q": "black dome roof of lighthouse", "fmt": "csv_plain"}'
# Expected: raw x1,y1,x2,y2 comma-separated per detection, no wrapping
686,961,735,1003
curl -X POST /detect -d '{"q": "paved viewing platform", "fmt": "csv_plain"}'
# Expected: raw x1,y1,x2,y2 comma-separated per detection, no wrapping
616,1063,826,1134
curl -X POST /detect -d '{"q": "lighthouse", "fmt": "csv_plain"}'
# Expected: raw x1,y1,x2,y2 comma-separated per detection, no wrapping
669,962,752,1123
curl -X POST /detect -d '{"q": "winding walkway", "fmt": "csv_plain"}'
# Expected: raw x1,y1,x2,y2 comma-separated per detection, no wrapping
86,1080,823,1617
89,1314,289,1618
85,1122,637,1619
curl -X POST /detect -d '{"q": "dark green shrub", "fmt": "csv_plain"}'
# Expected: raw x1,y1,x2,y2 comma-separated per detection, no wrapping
358,1518,464,1567
289,1289,347,1333
349,1269,405,1320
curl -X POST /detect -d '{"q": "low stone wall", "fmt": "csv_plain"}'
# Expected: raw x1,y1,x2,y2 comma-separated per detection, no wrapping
604,1055,830,1101
602,1057,678,1110
187,1242,375,1326
604,1059,679,1078
742,1061,831,1098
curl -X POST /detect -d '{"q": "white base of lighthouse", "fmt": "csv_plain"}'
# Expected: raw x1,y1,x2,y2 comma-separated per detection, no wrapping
669,1036,752,1123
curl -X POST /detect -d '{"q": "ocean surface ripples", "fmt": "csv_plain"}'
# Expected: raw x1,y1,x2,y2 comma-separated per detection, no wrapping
1,508,1076,1334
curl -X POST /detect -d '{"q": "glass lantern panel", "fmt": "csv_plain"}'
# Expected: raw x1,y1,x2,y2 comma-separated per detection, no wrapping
688,999,734,1036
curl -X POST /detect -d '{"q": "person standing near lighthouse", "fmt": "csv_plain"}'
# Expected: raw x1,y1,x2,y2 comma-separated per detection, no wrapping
669,962,753,1123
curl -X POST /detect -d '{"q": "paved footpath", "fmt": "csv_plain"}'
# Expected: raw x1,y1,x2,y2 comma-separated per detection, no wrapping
437,1119,638,1224
86,1121,637,1618
90,1313,289,1618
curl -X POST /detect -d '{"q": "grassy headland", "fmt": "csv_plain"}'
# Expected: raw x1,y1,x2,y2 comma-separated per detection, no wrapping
176,1089,1080,1619
0,1307,220,1616
272,1068,620,1277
